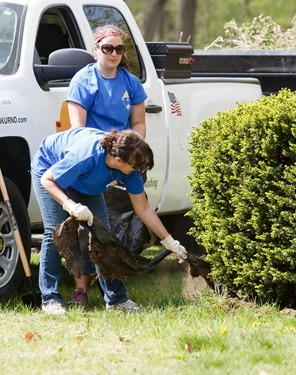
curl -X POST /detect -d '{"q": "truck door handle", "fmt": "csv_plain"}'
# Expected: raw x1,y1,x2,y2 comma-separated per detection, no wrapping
145,104,163,113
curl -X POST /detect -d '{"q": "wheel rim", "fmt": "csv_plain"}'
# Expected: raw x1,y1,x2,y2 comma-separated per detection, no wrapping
0,202,19,287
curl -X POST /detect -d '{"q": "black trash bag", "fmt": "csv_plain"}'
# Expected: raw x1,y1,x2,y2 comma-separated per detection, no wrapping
110,209,156,254
53,216,170,279
104,185,156,254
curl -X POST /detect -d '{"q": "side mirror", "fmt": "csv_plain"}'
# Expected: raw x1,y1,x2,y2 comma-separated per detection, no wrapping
33,48,95,83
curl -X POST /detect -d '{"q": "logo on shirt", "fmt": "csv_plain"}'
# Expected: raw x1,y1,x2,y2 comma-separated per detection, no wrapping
122,91,131,110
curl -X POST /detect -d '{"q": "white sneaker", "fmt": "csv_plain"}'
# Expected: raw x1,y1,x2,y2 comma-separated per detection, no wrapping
42,302,66,315
106,299,139,312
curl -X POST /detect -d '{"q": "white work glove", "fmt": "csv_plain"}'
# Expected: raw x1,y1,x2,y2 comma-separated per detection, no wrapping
63,199,93,226
160,235,187,264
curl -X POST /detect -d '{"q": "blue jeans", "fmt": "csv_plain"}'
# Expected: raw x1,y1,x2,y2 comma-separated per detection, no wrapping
31,171,128,306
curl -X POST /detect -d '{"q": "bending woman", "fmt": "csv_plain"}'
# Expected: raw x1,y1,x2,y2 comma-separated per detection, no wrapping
31,128,187,315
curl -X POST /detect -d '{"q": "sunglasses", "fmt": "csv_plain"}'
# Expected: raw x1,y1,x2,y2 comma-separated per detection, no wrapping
127,161,150,173
98,44,125,55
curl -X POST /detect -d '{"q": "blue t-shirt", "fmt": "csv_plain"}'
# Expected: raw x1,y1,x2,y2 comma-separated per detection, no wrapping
31,128,144,196
66,65,147,131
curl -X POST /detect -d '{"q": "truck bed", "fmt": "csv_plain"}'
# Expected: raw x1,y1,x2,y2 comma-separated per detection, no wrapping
191,50,296,95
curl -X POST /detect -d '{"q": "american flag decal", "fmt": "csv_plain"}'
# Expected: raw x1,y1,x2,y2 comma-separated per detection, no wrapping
168,92,182,117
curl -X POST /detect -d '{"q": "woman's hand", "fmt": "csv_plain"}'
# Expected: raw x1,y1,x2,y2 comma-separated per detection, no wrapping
63,199,93,226
160,235,187,263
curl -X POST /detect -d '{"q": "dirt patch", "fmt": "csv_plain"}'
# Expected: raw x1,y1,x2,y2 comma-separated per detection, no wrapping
181,262,212,300
280,308,296,317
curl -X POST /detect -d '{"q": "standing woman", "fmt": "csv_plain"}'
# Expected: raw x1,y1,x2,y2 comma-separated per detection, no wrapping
65,25,148,303
67,25,147,305
67,24,147,137
31,128,187,315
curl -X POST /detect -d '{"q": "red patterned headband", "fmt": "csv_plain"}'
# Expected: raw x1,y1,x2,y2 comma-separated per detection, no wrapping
94,29,123,46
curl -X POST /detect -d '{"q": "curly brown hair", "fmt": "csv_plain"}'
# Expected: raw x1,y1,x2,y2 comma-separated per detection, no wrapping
100,130,154,171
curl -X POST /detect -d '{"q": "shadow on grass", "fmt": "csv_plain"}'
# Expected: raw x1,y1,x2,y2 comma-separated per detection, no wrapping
7,249,192,311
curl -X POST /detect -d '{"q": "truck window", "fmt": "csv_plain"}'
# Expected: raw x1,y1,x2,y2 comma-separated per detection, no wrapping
36,23,69,65
35,9,72,65
34,6,86,88
0,3,24,75
83,6,141,79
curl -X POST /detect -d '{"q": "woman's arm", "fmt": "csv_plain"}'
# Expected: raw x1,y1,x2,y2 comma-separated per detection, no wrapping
129,192,169,240
41,168,69,205
129,102,146,138
67,101,87,128
129,192,187,261
41,168,93,225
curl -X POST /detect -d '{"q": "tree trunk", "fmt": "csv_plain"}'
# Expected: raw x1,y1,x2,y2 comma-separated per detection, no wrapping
177,0,197,45
142,0,168,41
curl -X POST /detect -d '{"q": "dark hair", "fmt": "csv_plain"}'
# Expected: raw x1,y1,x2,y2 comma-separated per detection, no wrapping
100,130,154,170
93,24,130,70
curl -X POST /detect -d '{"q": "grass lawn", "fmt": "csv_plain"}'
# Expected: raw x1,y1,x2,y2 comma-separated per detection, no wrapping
0,248,295,375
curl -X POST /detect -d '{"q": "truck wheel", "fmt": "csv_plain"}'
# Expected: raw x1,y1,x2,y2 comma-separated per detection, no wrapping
0,178,31,300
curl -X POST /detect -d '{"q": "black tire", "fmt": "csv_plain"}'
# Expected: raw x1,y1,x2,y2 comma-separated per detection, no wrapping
0,178,31,300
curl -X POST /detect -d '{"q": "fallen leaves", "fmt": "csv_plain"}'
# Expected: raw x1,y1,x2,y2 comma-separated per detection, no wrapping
75,329,84,343
24,331,41,342
118,335,132,343
219,326,228,335
185,342,193,353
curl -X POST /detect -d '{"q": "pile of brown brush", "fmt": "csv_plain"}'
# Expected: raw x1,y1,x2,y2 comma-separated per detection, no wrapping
53,215,213,288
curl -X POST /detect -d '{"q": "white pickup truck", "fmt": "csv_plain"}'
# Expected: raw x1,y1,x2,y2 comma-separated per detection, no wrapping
0,0,262,298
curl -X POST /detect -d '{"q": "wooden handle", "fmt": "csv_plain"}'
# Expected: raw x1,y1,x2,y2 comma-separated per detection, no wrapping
0,169,32,277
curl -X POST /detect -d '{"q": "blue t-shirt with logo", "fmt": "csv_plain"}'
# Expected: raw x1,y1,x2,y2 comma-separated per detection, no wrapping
31,128,144,196
66,65,147,131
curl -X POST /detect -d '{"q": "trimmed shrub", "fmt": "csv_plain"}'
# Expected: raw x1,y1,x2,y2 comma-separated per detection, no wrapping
188,89,296,307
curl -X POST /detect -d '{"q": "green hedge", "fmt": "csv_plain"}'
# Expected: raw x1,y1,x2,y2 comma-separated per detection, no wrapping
188,89,296,307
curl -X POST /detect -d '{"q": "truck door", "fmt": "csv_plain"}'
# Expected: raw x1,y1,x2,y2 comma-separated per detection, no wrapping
21,4,91,224
29,2,167,216
82,4,168,211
